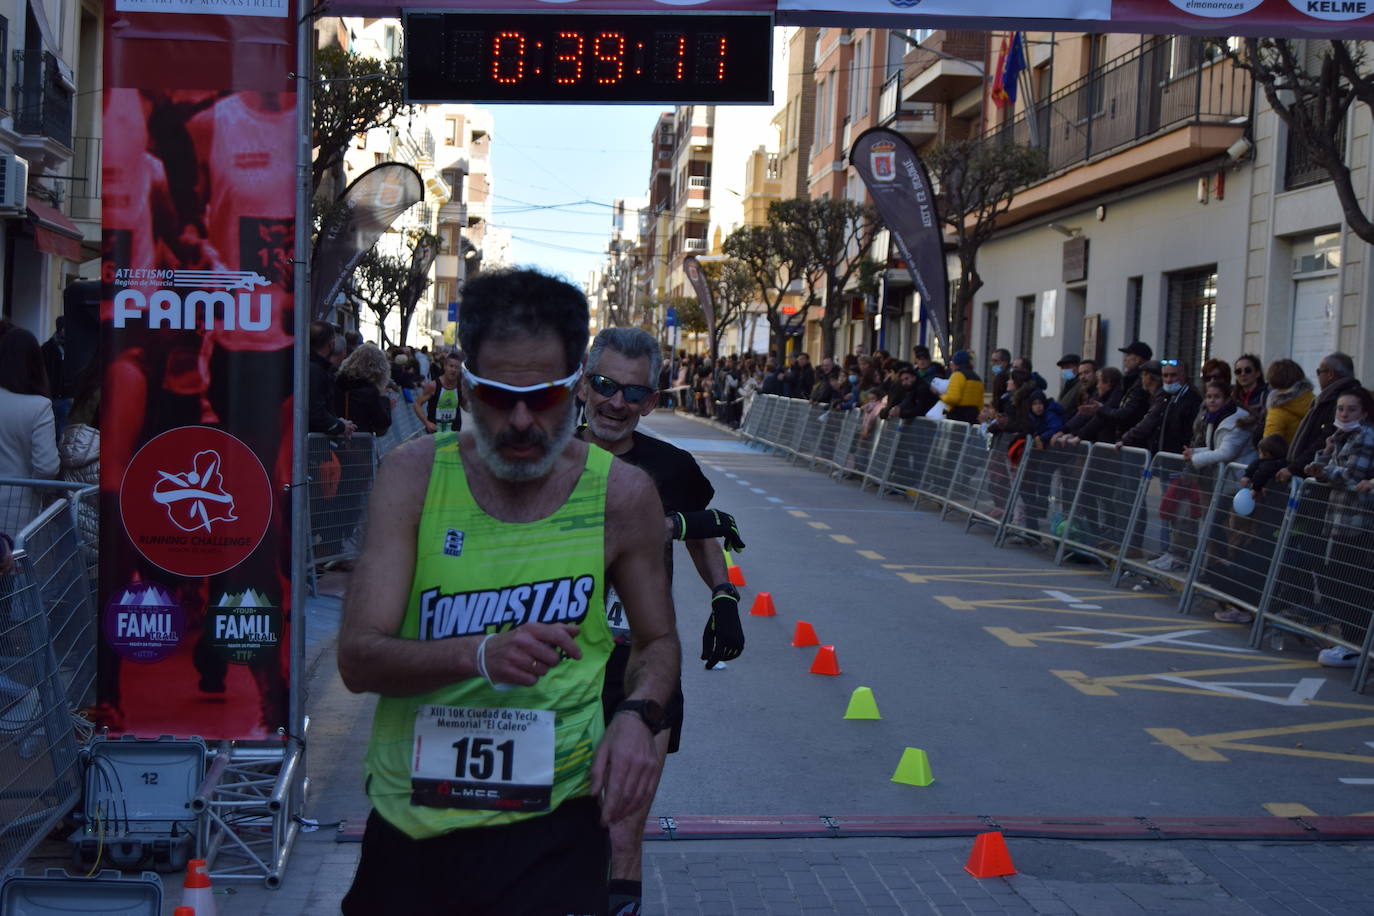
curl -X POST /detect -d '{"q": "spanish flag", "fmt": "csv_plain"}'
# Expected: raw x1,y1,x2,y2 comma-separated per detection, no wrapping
991,32,1027,109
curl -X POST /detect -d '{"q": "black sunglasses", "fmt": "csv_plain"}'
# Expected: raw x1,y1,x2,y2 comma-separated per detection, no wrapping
1234,365,1256,374
588,374,656,404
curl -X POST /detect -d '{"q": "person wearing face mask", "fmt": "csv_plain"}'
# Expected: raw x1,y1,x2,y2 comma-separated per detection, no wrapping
1303,387,1374,668
1119,358,1202,455
1056,353,1081,402
1276,352,1363,486
988,348,1011,382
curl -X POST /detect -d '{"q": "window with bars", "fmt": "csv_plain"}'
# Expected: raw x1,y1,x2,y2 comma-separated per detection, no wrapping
1164,266,1217,374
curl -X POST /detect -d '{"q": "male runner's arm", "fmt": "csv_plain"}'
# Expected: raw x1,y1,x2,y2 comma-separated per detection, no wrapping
412,380,437,433
591,460,680,825
337,437,581,696
685,538,729,590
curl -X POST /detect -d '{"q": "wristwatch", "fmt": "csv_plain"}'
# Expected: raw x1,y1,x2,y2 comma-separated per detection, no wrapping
614,698,667,734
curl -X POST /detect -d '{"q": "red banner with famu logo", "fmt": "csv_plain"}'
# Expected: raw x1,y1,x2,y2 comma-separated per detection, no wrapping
100,0,297,739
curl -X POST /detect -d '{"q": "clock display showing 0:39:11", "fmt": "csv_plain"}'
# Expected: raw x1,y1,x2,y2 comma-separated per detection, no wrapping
404,13,773,104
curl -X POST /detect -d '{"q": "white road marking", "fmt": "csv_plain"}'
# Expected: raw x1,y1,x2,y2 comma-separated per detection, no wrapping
736,480,751,486
724,472,737,478
1150,676,1326,707
1057,626,1258,653
1338,777,1374,785
1044,589,1102,610
751,488,766,494
766,497,783,503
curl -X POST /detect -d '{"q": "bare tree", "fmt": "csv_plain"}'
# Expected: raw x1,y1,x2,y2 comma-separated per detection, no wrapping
346,248,408,347
396,229,441,348
769,198,883,358
313,47,412,195
699,258,756,358
923,139,1047,350
1225,39,1374,245
723,222,809,359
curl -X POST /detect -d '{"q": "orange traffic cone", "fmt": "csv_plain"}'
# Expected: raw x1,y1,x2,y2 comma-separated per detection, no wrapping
964,831,1016,878
749,592,777,617
809,645,840,675
181,858,218,916
728,565,746,587
791,620,819,647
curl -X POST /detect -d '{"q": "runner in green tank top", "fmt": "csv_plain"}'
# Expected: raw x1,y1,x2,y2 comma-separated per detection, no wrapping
339,268,679,916
414,350,465,433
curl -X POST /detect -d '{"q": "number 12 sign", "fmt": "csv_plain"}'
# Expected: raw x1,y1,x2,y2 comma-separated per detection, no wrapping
405,12,773,104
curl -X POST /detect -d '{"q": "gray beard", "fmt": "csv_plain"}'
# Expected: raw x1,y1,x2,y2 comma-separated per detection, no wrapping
585,410,635,444
470,404,577,481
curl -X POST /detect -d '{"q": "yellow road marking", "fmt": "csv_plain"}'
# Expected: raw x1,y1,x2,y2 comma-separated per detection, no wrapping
788,510,810,518
1147,728,1230,761
830,534,856,544
1264,803,1318,817
1149,719,1374,765
856,550,885,561
898,572,926,584
935,596,978,611
808,521,831,530
986,627,1038,647
1052,670,1119,696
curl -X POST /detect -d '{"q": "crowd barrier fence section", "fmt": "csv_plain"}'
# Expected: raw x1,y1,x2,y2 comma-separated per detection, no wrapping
737,396,1371,692
0,481,96,873
305,433,377,568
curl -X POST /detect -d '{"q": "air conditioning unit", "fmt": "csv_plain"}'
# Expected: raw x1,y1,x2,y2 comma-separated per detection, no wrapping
0,154,30,212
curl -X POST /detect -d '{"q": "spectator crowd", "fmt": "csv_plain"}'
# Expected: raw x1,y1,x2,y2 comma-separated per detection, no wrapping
681,338,1374,672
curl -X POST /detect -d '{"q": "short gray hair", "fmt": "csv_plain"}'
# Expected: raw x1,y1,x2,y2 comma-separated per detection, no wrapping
587,327,662,387
1324,351,1355,379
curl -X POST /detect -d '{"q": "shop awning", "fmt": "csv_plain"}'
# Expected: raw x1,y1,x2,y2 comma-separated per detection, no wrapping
27,197,84,261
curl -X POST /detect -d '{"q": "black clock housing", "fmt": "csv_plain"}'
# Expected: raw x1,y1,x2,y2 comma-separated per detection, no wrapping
404,11,773,104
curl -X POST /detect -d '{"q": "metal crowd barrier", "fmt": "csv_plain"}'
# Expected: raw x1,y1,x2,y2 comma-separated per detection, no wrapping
0,480,97,872
306,433,377,568
737,394,1374,692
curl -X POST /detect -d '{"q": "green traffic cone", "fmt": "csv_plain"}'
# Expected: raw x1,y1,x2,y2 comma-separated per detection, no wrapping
844,686,881,720
891,748,933,786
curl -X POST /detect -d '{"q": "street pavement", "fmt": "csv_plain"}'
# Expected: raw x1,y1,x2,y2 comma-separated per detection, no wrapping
35,408,1372,914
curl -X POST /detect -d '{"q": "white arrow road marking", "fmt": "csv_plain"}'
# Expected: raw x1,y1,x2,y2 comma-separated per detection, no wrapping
1151,676,1326,707
1044,589,1102,610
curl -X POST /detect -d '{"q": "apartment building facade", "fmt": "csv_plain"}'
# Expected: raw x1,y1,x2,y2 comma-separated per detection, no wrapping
2,0,99,339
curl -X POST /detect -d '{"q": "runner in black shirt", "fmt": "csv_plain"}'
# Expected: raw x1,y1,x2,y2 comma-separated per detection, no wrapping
578,327,746,916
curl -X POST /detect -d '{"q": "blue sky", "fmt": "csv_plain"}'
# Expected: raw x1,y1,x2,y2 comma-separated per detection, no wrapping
485,104,667,286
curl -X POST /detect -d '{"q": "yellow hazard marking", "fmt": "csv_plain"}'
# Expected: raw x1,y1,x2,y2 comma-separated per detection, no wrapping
830,534,856,544
980,625,1262,660
935,595,978,611
1146,728,1230,761
898,572,929,583
1052,670,1119,696
788,510,810,518
857,550,885,561
986,627,1037,648
1148,719,1374,765
1060,661,1374,710
807,521,831,530
1264,803,1318,818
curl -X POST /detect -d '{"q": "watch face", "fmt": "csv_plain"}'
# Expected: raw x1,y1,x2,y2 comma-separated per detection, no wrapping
641,700,666,729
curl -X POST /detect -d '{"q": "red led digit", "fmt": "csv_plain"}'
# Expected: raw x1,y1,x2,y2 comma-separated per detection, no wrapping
715,36,727,80
492,31,526,84
593,32,626,84
553,31,583,84
652,32,687,83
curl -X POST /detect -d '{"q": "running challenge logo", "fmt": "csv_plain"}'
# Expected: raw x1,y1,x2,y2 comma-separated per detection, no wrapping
121,426,273,577
417,575,595,640
111,269,275,332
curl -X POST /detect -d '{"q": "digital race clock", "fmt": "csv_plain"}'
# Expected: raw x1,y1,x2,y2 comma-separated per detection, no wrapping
403,12,773,104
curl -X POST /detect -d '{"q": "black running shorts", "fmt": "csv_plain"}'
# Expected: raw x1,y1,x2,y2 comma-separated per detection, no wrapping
341,797,608,915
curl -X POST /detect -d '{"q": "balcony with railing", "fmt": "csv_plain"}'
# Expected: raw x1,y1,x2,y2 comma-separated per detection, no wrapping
67,136,101,222
13,50,73,152
901,31,987,105
1284,99,1341,191
879,72,938,145
987,36,1252,224
683,237,707,252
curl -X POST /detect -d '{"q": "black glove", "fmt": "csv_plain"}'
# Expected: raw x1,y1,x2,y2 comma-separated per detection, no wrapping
673,509,746,552
701,586,745,669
